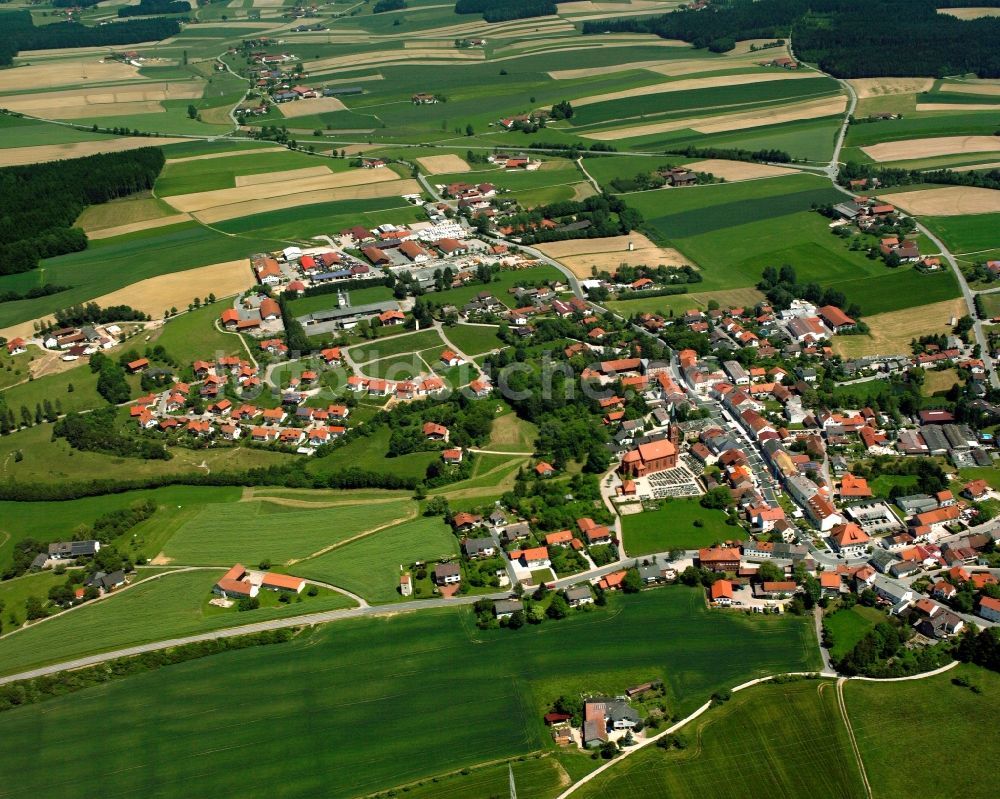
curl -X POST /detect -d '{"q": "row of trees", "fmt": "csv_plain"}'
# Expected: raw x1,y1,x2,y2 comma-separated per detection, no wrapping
454,0,559,24
839,161,1000,192
0,10,180,66
0,147,165,275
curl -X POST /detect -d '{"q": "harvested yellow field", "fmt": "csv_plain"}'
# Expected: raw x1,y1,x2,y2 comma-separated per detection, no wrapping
536,233,694,277
942,81,1000,96
93,260,256,320
685,159,799,180
862,135,1000,161
192,179,421,224
916,102,1000,112
571,181,598,201
165,146,285,164
307,49,483,72
87,214,191,240
76,195,175,232
277,96,348,118
951,160,1000,172
559,0,677,12
234,166,332,187
584,95,846,140
0,137,187,167
417,154,471,174
938,7,1000,19
163,168,398,211
848,77,933,98
573,70,814,107
403,40,455,49
0,59,139,93
880,186,1000,216
1,83,203,119
832,298,967,359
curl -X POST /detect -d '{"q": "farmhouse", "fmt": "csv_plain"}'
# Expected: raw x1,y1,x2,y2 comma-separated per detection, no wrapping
699,547,741,572
48,540,100,559
261,573,305,593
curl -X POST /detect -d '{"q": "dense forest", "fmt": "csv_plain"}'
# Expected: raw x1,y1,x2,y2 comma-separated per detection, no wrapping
118,0,192,17
0,148,166,276
454,0,559,23
0,10,180,66
583,0,1000,78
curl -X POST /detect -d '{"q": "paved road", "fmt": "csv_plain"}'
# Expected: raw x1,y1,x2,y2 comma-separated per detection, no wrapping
0,592,507,687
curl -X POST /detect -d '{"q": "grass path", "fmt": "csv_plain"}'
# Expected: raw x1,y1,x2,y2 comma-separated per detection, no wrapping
837,677,873,799
287,506,418,565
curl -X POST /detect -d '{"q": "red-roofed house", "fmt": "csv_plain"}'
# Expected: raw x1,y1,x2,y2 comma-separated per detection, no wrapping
829,523,870,557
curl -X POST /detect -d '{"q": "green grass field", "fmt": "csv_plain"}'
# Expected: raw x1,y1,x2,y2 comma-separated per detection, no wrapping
155,151,347,196
306,425,438,480
621,499,735,556
0,360,106,416
0,568,356,677
157,497,415,566
443,323,506,356
0,223,281,329
921,214,1000,254
575,679,865,799
294,514,458,603
0,485,241,573
0,421,294,485
347,328,445,363
625,173,960,313
429,266,564,309
151,299,247,364
824,604,886,661
0,587,819,797
846,664,1000,798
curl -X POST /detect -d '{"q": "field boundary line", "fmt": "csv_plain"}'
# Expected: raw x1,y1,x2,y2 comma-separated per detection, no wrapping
837,677,872,799
287,507,418,565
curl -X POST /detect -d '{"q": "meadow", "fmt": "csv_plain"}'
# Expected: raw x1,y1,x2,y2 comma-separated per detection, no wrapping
155,150,349,196
0,568,356,677
346,328,446,363
156,497,416,566
0,421,294,484
574,679,865,799
306,425,439,481
0,485,242,573
0,587,819,797
286,282,395,318
151,299,247,363
921,214,1000,254
624,174,960,314
0,360,105,417
846,664,1000,799
294,514,459,603
216,196,423,239
824,604,886,661
430,265,564,309
620,499,734,556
